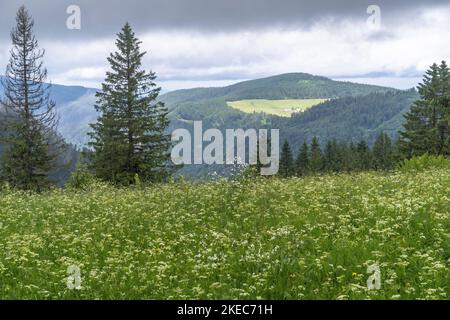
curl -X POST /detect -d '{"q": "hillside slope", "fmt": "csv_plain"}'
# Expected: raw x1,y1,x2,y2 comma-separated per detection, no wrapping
278,89,419,145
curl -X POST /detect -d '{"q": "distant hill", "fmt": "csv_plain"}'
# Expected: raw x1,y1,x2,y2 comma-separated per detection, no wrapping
161,73,395,106
159,73,417,179
0,76,98,146
0,77,95,185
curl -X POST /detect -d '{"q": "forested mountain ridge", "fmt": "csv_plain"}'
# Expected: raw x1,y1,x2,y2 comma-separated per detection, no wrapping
162,74,417,147
161,73,396,106
160,74,418,178
278,89,420,146
0,76,98,146
1,73,419,180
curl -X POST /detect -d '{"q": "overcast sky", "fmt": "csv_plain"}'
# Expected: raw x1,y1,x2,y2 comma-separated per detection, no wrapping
0,0,449,91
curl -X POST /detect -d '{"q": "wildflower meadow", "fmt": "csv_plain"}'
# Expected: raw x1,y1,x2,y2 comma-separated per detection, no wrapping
0,167,449,300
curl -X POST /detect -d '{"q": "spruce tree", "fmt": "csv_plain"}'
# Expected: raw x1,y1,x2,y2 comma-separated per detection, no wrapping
355,140,372,171
346,142,358,172
279,140,294,178
437,61,450,155
295,141,309,176
340,142,354,172
399,61,450,157
89,23,171,185
0,6,61,191
324,140,342,172
309,137,323,174
373,133,394,170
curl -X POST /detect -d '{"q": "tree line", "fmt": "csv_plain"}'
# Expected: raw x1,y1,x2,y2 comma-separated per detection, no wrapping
278,133,395,177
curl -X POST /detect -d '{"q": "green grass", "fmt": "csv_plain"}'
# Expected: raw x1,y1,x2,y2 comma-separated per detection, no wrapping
0,169,449,299
227,99,327,117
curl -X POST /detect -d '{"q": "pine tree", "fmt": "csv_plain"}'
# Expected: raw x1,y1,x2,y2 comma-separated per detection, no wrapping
399,61,450,157
346,142,358,172
437,61,450,155
309,137,323,174
279,140,294,177
355,140,372,170
339,142,354,172
324,139,342,172
89,23,172,185
373,133,394,170
0,6,62,191
295,141,309,176
399,103,430,157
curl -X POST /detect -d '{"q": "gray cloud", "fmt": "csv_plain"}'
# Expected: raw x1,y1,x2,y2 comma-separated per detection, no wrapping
0,0,448,41
0,1,448,91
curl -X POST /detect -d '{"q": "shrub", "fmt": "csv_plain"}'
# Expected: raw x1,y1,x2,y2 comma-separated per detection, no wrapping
65,161,97,191
398,154,450,172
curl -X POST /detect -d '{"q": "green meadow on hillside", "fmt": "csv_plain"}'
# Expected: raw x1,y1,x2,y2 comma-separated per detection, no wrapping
227,99,327,116
0,168,449,299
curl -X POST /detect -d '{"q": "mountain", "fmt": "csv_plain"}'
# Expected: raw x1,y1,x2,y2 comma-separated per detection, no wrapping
1,73,406,147
1,73,419,180
160,73,415,142
162,73,395,106
159,73,417,178
0,76,99,146
0,77,97,185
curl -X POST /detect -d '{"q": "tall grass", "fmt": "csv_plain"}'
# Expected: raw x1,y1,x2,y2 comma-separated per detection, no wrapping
0,168,449,299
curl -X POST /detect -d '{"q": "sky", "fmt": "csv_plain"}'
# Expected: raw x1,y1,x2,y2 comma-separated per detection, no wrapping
0,0,449,92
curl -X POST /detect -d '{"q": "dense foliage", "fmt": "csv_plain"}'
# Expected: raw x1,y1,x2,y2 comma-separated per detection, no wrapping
281,90,419,147
399,61,450,157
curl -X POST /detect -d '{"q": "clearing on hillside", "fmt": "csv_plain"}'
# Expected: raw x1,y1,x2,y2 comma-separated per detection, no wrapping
227,99,327,116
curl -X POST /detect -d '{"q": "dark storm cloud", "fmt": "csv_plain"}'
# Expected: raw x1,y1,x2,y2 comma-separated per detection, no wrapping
0,0,448,41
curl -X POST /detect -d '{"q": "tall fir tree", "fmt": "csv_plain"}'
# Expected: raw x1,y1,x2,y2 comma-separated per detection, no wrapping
399,61,450,157
89,23,172,185
295,141,309,176
279,140,294,177
372,133,394,170
309,137,323,174
0,6,62,191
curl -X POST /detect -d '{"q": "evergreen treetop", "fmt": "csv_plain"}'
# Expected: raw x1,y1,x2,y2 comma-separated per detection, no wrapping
89,23,172,185
0,6,62,191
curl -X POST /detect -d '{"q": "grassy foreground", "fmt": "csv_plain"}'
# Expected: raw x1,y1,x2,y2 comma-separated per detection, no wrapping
227,99,326,116
0,169,449,299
